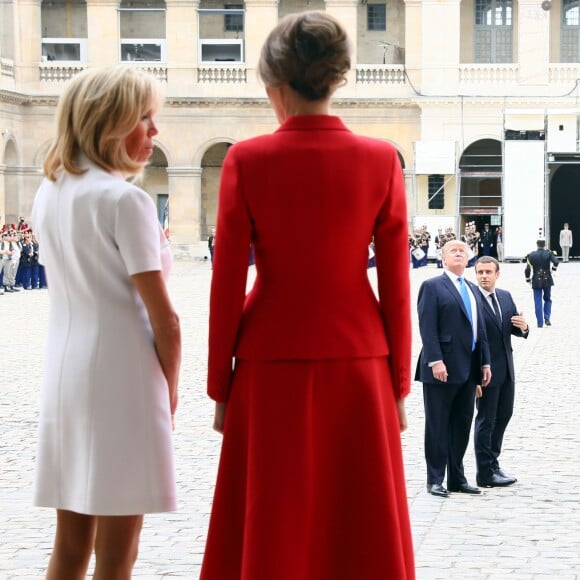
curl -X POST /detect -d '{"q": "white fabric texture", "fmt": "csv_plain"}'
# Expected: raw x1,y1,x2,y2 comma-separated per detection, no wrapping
31,161,176,515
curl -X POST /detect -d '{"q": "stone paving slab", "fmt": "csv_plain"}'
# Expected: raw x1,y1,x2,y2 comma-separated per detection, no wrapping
1,260,579,579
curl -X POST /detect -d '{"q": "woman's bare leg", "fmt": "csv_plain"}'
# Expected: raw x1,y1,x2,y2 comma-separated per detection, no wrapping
93,515,144,580
46,510,96,580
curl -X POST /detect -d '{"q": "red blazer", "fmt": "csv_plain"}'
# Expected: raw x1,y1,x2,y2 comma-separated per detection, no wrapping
208,115,411,403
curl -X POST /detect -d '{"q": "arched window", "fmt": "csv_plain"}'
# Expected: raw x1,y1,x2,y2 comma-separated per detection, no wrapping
474,0,513,63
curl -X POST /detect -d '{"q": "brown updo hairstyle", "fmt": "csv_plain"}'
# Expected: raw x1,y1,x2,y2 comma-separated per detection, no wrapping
258,11,351,101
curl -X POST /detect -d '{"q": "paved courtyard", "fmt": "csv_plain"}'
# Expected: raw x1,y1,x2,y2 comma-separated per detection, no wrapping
1,258,579,579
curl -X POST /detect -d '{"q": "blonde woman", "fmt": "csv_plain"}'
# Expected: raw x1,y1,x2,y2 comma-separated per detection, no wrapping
31,65,181,579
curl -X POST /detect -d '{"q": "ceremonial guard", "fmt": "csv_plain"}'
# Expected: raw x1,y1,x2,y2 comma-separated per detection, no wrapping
461,222,479,268
480,224,494,256
524,238,559,328
420,225,431,267
410,229,424,269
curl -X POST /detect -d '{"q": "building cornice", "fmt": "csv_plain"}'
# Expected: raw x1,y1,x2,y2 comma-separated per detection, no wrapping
0,91,33,105
5,90,580,111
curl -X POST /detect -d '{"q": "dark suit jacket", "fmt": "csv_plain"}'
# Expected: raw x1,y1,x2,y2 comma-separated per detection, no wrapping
478,287,527,388
208,115,411,403
415,273,490,385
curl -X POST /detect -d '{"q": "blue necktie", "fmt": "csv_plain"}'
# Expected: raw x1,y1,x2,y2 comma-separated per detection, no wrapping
458,277,476,351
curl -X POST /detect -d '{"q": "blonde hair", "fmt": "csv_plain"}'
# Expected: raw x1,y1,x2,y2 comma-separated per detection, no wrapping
43,65,162,181
258,11,351,101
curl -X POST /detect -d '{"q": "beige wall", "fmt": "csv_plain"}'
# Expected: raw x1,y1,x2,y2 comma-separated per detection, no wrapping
356,0,405,65
4,0,580,252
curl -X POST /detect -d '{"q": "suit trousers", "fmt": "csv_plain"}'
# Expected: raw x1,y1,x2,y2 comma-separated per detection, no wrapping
474,380,515,479
561,246,570,262
423,379,476,487
533,286,552,326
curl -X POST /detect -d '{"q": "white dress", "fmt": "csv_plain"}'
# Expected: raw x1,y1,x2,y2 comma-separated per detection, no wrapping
31,160,176,515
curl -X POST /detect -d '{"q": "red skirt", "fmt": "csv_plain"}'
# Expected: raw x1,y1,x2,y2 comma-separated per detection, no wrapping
200,358,415,580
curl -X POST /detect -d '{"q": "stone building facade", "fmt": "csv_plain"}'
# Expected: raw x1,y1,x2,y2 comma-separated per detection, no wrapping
1,0,580,258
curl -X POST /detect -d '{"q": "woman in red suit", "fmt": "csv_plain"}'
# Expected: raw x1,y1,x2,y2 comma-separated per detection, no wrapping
201,11,415,580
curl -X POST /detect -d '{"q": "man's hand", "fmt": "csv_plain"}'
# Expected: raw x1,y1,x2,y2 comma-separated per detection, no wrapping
481,367,492,386
511,312,528,332
431,361,448,382
475,385,483,398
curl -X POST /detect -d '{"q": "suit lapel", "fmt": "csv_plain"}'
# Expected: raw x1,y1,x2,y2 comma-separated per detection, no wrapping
481,291,502,330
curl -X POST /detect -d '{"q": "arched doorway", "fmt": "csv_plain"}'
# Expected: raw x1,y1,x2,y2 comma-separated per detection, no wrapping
458,138,503,237
200,142,230,241
549,165,580,259
142,146,169,232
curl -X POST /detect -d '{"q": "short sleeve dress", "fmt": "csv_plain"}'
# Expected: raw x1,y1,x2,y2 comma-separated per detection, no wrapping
31,160,176,516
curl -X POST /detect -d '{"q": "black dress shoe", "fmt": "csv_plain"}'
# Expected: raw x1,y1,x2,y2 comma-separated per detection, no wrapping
477,473,516,487
448,483,481,494
544,319,551,326
495,468,517,482
426,483,449,497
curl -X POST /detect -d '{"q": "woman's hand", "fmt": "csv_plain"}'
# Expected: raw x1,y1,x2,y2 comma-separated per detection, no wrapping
396,398,408,433
130,271,181,428
213,402,227,434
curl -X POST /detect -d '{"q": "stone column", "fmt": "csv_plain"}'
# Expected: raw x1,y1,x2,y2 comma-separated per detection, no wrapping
166,0,198,96
19,166,43,219
325,0,358,87
0,165,5,227
167,166,201,250
14,0,41,85
404,0,422,90
244,0,278,91
86,0,120,67
420,0,460,94
518,0,550,85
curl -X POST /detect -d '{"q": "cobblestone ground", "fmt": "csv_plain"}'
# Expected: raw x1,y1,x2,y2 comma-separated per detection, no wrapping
1,260,579,579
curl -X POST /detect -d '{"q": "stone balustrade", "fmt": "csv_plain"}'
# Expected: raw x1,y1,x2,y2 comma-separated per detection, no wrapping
197,65,247,83
39,63,168,82
1,58,15,78
548,64,580,84
355,65,406,85
459,63,519,84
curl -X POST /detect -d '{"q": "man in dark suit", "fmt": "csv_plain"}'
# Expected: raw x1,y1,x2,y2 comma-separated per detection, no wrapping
524,238,559,327
416,240,491,498
474,257,529,487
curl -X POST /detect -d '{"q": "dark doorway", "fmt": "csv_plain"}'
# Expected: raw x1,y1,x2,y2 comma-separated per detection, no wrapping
459,139,503,215
549,165,580,259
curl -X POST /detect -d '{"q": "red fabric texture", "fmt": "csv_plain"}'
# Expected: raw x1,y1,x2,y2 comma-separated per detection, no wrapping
200,358,415,580
207,115,412,403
